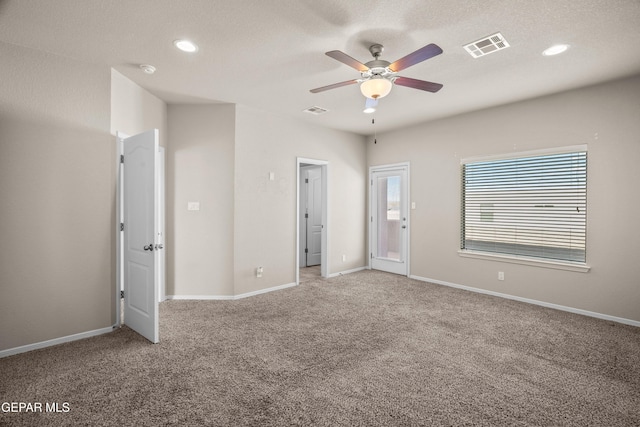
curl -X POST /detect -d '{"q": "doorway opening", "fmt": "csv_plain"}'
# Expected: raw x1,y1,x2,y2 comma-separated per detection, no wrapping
296,158,328,284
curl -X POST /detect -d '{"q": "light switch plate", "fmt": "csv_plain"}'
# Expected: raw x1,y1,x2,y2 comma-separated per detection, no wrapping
187,202,200,211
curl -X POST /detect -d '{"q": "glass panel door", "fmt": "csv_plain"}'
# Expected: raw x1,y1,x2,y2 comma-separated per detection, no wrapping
377,175,401,261
370,165,408,275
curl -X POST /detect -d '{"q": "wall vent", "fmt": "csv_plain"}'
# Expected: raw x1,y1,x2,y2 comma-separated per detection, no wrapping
303,106,328,115
464,32,510,58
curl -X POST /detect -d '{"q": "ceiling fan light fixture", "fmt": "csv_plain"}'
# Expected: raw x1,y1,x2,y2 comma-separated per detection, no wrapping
364,97,378,114
360,77,392,100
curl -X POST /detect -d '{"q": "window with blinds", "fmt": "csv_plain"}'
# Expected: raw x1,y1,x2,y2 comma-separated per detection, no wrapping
461,148,587,263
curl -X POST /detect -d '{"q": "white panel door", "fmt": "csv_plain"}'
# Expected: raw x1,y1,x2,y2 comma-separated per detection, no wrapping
370,165,409,275
123,130,159,343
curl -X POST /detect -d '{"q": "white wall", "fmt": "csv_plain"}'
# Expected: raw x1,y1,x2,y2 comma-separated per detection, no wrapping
368,75,640,323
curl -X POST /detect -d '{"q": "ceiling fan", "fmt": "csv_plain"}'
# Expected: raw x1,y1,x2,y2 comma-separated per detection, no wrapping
310,43,444,107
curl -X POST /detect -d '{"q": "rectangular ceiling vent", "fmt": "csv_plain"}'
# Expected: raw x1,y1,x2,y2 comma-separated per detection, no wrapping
464,32,510,58
303,106,328,115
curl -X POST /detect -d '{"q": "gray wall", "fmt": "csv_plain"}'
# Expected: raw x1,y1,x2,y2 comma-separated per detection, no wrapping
111,69,167,148
165,104,367,297
234,105,367,295
2,43,636,353
367,75,640,322
0,42,113,350
167,104,236,297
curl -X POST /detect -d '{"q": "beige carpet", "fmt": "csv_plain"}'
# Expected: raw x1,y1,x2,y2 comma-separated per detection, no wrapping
299,265,321,283
1,270,639,426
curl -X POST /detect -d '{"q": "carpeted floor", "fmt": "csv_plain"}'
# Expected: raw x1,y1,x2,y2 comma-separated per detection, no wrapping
1,270,639,426
299,265,321,283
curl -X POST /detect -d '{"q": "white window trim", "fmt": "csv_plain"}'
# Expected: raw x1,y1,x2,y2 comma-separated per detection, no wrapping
458,249,590,273
460,144,588,165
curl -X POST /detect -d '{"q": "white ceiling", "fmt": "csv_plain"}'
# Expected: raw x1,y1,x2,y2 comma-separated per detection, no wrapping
1,0,639,136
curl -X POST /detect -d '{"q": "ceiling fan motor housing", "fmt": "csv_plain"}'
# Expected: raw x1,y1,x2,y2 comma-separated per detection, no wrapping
369,43,384,58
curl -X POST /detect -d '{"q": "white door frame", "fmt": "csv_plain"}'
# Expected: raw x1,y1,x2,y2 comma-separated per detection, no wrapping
157,147,166,303
299,165,322,267
115,133,125,328
368,162,410,276
296,158,329,283
115,131,166,328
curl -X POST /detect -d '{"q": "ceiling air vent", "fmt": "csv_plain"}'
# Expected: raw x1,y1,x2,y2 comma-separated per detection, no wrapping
303,106,329,115
464,32,510,58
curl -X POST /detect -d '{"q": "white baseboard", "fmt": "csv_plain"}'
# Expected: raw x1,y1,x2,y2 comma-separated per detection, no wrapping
409,275,640,328
328,266,367,278
234,282,297,299
0,326,115,359
166,294,235,300
3,281,300,358
166,282,298,301
167,267,370,301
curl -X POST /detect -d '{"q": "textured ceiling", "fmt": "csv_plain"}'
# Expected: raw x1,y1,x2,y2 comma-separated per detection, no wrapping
1,0,639,135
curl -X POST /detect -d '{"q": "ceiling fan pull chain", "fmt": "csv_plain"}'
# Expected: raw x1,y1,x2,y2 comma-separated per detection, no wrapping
373,118,377,144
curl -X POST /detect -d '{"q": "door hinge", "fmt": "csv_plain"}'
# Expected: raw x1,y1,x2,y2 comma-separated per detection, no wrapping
305,178,309,183
305,248,308,253
120,290,124,299
120,154,124,163
305,213,309,218
120,223,124,231
370,253,373,259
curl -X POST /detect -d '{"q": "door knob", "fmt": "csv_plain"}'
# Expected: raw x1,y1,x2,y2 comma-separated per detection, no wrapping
143,244,154,251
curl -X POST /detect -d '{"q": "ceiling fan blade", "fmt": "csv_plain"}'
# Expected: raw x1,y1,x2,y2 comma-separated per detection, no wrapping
310,79,359,93
326,50,370,72
388,43,443,72
394,76,443,93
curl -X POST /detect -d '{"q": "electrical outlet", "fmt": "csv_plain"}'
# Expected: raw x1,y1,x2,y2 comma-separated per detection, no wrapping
256,267,263,278
498,271,505,281
342,254,346,262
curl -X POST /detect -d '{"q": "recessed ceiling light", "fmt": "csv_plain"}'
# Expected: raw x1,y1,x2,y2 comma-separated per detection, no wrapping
174,39,198,53
543,44,569,56
363,107,376,114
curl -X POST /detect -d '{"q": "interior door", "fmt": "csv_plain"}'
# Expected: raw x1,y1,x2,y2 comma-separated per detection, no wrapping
370,165,409,275
123,129,159,343
306,167,322,266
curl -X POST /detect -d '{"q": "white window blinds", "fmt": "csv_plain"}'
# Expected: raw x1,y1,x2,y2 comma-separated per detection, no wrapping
461,149,587,263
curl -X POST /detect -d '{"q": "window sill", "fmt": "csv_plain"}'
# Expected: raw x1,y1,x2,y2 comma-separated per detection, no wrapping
458,250,591,273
